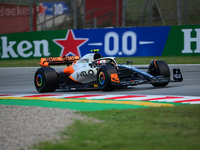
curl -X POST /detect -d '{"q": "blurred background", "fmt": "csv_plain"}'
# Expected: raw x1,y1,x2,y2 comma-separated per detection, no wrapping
0,0,199,34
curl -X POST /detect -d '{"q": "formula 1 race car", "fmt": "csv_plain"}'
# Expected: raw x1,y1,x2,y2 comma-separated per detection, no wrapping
34,50,183,93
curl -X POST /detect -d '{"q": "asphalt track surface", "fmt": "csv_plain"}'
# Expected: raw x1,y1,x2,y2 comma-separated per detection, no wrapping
0,64,200,96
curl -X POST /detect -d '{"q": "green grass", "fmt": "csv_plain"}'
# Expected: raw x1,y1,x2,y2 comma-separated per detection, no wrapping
34,104,200,150
115,55,200,65
0,56,200,67
0,58,41,67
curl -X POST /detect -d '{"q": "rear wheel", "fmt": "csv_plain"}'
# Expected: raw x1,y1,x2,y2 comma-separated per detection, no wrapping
34,68,58,93
97,65,118,91
148,59,170,87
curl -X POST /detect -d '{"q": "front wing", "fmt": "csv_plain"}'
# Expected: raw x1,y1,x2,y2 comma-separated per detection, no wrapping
118,67,183,86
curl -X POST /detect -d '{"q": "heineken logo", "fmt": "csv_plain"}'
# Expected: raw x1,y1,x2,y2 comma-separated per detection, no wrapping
0,30,88,59
0,5,30,17
53,29,88,57
0,37,50,58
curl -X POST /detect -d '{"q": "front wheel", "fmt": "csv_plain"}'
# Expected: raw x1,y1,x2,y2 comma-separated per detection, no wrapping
34,68,58,93
97,65,118,91
148,59,170,87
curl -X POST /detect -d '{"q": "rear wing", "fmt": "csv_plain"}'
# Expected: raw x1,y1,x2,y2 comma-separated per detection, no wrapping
39,56,80,67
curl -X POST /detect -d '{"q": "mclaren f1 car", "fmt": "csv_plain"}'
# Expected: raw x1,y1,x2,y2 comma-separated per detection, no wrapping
34,50,183,93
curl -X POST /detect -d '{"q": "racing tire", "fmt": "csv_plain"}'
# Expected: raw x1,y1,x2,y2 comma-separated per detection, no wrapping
34,68,58,93
97,65,118,91
148,60,170,87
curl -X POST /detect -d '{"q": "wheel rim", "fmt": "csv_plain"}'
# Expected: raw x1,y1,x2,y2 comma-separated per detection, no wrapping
36,74,42,87
98,71,105,85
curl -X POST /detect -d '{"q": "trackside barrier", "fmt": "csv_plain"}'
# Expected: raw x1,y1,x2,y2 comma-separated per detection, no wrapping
0,24,200,60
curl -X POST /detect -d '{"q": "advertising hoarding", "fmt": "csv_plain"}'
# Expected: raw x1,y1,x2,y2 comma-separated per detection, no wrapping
0,25,200,60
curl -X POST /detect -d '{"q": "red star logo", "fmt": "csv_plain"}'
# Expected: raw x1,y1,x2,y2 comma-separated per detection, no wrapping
38,3,47,15
53,30,88,57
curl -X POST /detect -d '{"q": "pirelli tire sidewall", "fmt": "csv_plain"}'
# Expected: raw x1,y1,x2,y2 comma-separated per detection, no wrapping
97,65,118,91
34,68,58,93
